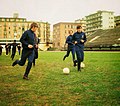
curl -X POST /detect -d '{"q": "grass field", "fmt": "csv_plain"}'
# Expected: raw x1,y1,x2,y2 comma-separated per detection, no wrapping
0,51,120,106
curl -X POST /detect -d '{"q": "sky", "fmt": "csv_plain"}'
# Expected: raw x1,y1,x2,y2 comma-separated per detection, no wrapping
0,0,120,27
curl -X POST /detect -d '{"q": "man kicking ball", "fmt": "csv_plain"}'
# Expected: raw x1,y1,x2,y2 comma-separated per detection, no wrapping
12,22,38,80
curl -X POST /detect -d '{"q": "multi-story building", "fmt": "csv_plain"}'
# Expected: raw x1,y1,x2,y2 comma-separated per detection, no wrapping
75,17,86,32
0,13,50,50
86,10,115,35
115,15,120,27
53,22,80,49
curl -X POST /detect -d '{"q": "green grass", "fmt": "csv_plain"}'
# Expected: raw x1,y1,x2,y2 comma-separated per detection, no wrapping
0,51,120,106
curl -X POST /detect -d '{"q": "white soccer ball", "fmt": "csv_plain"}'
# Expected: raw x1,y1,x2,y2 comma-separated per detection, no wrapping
81,62,85,68
63,68,70,74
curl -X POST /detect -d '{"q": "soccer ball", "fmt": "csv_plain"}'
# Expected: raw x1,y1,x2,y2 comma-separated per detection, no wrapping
63,68,70,75
81,62,85,68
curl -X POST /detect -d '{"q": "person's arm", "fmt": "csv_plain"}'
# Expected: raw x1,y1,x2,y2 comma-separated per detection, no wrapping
66,36,73,44
20,31,29,47
80,33,87,43
83,33,87,43
20,31,33,48
34,35,39,49
72,33,77,44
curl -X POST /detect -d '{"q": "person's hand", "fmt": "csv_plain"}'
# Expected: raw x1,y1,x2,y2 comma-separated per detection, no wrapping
28,44,33,48
35,44,38,48
74,41,77,44
80,40,84,43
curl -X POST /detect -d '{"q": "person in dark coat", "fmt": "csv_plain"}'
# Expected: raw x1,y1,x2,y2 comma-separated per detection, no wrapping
17,45,21,55
8,44,11,55
33,35,39,66
72,25,87,71
63,30,76,66
5,43,9,56
0,45,3,55
12,22,38,80
11,40,17,60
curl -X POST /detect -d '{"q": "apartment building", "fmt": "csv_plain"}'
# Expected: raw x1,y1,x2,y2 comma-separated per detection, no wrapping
86,10,115,35
0,13,50,48
53,22,80,49
115,15,120,27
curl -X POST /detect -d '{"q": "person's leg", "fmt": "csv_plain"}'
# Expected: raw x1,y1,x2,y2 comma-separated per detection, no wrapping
11,54,13,59
78,47,84,71
19,49,33,66
77,61,81,71
75,46,82,71
12,49,27,66
33,50,38,66
33,58,35,66
23,61,32,78
12,52,16,60
6,49,8,55
63,48,70,60
23,50,34,78
71,47,76,66
80,49,84,62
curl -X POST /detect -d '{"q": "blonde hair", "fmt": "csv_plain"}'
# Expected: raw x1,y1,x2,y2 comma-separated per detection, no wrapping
68,30,73,34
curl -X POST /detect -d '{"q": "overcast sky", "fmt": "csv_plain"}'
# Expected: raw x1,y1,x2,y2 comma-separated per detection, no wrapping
0,0,120,26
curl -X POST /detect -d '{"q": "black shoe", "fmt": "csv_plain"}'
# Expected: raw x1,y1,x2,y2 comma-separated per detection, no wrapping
23,76,29,80
12,60,18,66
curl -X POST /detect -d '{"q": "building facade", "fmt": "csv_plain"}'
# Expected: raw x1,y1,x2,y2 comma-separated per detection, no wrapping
115,15,120,27
53,22,81,50
86,10,115,35
0,14,50,50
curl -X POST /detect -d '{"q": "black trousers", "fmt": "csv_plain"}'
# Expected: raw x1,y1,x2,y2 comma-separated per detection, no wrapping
33,49,38,66
75,45,84,71
17,49,35,77
63,47,75,63
11,51,16,60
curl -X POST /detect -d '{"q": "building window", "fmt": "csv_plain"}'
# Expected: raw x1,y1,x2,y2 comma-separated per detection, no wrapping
22,27,25,31
10,19,14,22
65,25,66,28
58,42,60,46
2,19,5,21
6,19,9,21
71,25,73,28
65,30,66,34
68,25,69,28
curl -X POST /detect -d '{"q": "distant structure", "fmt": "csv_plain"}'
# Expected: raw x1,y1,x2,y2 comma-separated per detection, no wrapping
53,10,120,50
115,15,120,27
75,17,86,32
85,27,120,51
53,22,80,50
13,13,19,18
85,10,115,35
0,13,51,50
